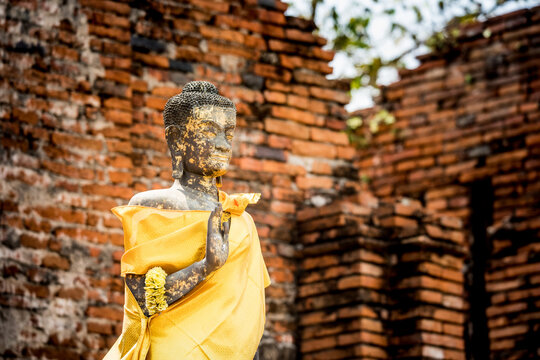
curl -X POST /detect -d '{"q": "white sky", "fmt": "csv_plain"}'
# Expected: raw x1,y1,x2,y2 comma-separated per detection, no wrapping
285,0,539,111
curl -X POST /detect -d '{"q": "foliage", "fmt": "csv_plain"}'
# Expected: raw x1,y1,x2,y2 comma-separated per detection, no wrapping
344,109,396,149
287,0,535,91
286,0,535,147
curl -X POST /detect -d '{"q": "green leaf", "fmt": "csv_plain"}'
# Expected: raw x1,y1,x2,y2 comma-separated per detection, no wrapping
350,77,362,90
391,22,407,35
438,1,444,11
360,174,371,183
412,5,423,22
346,116,363,129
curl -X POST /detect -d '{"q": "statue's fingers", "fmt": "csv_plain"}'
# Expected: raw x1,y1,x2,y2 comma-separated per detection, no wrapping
209,204,222,232
223,218,231,236
207,207,215,223
207,208,217,234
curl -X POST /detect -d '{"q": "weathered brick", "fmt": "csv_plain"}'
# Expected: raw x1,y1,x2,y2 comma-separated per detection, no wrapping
105,109,132,125
296,176,333,189
310,127,348,145
309,86,350,104
292,140,337,158
271,105,323,126
264,118,310,140
264,90,287,104
253,63,291,82
3,3,540,360
42,253,70,270
51,132,103,151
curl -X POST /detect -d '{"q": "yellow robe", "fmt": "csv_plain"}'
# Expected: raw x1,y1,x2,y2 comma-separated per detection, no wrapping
104,192,270,360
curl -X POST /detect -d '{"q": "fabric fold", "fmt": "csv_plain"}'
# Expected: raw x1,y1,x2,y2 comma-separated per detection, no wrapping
104,192,270,360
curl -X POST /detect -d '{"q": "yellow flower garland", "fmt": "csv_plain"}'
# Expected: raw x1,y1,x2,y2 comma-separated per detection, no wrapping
145,267,168,316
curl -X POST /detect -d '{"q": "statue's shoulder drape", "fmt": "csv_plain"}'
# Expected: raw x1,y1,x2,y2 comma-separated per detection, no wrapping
104,192,270,360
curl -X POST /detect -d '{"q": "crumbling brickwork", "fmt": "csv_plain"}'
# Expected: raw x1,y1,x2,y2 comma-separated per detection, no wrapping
483,218,540,358
0,0,354,359
2,0,539,359
297,193,468,359
346,6,540,359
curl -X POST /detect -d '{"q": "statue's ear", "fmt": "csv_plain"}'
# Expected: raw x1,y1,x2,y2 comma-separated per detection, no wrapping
165,125,182,155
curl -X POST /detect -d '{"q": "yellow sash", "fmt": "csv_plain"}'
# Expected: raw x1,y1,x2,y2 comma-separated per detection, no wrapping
104,192,270,360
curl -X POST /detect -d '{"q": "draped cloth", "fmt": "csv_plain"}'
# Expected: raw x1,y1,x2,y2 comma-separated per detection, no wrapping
104,192,270,360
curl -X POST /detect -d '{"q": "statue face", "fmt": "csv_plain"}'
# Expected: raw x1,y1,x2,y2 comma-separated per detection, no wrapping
181,104,236,177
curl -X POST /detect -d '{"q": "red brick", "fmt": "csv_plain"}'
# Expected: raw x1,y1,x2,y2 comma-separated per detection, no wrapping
292,140,337,158
42,254,70,270
253,63,291,82
42,160,95,180
264,90,286,104
81,184,134,200
285,28,317,43
338,275,383,290
312,161,332,175
271,106,323,126
189,0,229,12
52,45,79,61
199,25,244,43
296,176,333,190
133,52,169,68
207,42,257,60
486,149,528,165
104,69,131,84
20,234,48,249
489,325,528,339
309,87,350,104
301,336,337,353
145,96,167,111
337,146,356,160
262,160,305,176
257,9,286,25
51,132,103,151
265,118,310,140
354,345,387,358
310,127,349,145
80,0,131,15
286,94,327,114
87,320,113,335
105,109,132,125
86,306,123,321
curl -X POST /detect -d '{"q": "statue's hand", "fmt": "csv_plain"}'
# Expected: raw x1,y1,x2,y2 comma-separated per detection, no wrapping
205,203,230,274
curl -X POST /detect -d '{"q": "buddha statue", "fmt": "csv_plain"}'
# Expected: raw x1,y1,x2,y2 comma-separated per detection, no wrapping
104,81,270,360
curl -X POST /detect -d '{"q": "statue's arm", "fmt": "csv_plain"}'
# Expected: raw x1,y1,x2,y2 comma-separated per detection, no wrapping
125,261,208,317
125,204,230,317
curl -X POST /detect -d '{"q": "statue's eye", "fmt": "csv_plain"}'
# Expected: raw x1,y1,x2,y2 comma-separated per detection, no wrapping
202,126,217,137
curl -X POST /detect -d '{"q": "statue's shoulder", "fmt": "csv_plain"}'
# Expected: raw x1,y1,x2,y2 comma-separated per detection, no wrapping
128,188,187,209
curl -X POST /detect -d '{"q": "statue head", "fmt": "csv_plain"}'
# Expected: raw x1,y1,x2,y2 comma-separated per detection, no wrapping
163,81,236,179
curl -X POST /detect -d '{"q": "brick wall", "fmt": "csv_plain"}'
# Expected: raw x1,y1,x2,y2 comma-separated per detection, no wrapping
0,1,355,359
2,0,539,359
484,217,540,358
297,194,468,359
345,6,540,359
355,7,540,219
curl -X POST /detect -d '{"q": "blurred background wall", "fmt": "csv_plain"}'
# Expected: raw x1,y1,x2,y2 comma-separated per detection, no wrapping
301,6,540,359
0,0,352,358
0,0,539,359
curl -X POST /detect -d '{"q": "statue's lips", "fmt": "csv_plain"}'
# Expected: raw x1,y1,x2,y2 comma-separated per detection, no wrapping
211,154,230,161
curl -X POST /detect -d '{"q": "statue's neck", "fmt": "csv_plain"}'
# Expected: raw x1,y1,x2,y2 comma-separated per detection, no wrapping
174,171,218,202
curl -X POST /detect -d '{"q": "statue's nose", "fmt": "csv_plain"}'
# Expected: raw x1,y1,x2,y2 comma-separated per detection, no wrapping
215,133,231,152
